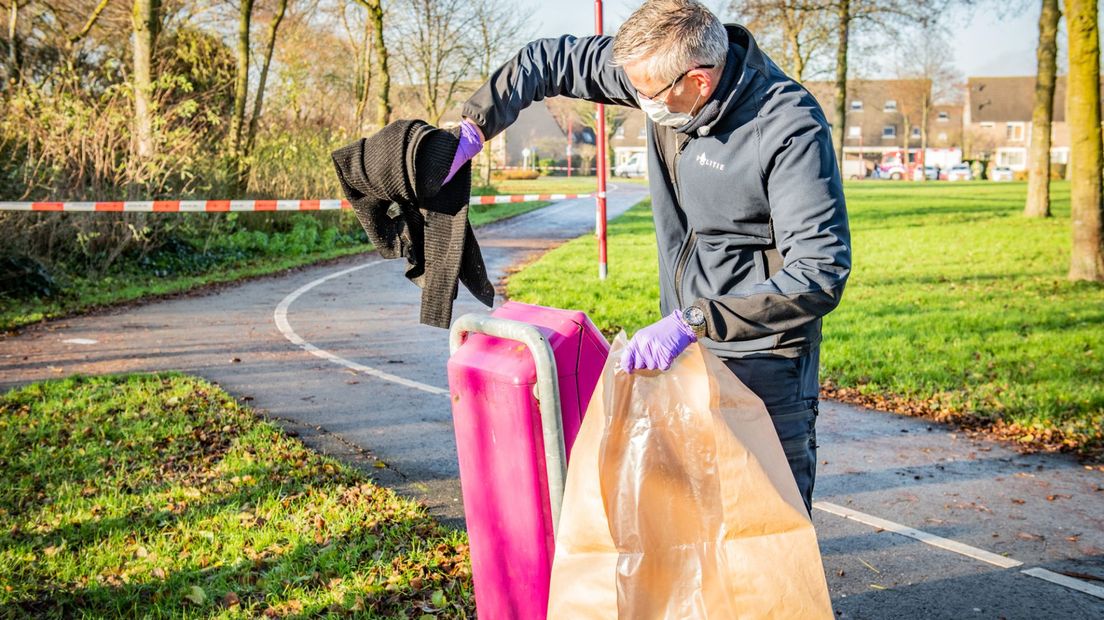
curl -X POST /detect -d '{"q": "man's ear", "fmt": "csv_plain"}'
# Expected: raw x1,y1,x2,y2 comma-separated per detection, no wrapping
688,69,713,98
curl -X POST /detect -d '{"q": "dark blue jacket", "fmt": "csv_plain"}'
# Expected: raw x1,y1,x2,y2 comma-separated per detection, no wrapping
463,25,851,359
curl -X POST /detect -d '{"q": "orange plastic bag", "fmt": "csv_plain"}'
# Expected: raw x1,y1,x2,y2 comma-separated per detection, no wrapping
547,334,833,619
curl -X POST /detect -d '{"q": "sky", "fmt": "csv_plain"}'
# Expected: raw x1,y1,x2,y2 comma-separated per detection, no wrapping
528,1,1047,80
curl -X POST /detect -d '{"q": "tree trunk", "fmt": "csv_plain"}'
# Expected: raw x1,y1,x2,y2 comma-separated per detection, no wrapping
246,0,288,152
1025,0,1061,218
919,96,929,182
7,0,20,84
131,0,160,170
901,115,910,180
354,18,374,133
1065,0,1103,280
229,0,255,174
363,0,391,127
783,4,805,81
832,0,850,172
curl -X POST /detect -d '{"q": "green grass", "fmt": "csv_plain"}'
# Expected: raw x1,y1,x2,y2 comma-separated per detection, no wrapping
0,201,549,333
482,176,601,195
0,374,474,618
485,176,648,195
506,181,1104,456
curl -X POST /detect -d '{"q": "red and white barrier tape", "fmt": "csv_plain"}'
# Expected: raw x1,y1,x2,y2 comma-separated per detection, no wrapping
469,193,591,205
0,193,594,213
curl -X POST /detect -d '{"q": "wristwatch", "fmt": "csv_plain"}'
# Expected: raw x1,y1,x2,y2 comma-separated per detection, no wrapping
681,305,707,339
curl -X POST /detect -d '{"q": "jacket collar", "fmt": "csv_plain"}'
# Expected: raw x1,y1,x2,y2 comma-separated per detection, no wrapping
677,24,769,137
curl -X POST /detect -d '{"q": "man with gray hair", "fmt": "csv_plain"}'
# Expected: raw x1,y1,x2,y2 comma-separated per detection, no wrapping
447,0,851,513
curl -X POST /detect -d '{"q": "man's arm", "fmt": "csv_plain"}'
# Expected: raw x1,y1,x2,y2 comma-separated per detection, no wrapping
689,98,851,343
462,35,640,140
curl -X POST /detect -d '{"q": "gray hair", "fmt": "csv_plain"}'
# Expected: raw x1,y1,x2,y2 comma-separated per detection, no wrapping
611,0,728,84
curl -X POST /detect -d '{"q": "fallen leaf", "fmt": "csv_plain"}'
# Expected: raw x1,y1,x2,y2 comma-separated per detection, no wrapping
222,592,240,608
1011,498,1025,505
184,585,206,605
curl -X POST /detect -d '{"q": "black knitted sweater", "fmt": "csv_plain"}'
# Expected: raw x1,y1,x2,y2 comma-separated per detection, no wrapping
331,120,495,328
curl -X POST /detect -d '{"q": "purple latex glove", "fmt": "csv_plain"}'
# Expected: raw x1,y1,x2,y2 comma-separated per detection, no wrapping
442,119,484,185
619,311,697,373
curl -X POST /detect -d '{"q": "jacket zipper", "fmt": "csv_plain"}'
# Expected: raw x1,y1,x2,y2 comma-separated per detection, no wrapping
671,134,694,309
673,230,696,309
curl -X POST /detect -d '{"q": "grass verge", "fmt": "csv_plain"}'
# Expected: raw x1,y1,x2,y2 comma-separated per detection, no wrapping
0,373,474,618
506,181,1104,459
1,200,549,333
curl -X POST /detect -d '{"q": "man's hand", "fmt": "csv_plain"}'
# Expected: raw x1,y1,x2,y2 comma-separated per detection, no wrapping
619,311,697,373
443,119,484,184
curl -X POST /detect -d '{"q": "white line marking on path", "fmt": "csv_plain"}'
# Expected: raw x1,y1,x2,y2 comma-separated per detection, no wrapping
1021,568,1104,601
62,338,98,345
815,501,1104,600
815,501,1023,568
273,260,449,396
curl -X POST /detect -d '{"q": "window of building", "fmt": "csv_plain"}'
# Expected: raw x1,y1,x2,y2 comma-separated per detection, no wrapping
884,100,897,112
1006,122,1025,141
638,127,647,139
883,125,896,138
850,100,863,111
848,126,862,138
937,111,950,123
614,126,625,139
937,132,948,142
1051,148,1069,164
997,149,1026,168
911,126,921,138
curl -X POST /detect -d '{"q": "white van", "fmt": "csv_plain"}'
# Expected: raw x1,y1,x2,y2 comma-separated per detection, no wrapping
614,153,647,178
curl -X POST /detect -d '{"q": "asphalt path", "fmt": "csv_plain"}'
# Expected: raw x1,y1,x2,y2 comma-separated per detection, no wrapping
2,184,1102,618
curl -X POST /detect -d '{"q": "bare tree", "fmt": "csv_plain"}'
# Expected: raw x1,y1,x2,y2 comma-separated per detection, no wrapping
1025,0,1061,218
246,0,290,152
893,23,959,181
392,0,475,125
1065,0,1102,281
554,98,630,174
355,0,391,127
471,0,529,183
817,0,952,171
728,0,833,81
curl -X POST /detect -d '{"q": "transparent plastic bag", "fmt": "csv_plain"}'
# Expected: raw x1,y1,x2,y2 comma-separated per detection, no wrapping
548,333,832,619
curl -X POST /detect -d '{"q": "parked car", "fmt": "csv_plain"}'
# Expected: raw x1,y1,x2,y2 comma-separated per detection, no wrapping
879,164,907,180
990,166,1015,182
913,165,940,181
946,164,973,181
614,153,647,178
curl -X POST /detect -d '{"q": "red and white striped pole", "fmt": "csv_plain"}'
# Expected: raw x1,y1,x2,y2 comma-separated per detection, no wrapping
595,0,609,281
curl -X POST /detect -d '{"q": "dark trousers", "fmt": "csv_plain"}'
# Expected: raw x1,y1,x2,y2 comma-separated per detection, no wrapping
722,345,820,514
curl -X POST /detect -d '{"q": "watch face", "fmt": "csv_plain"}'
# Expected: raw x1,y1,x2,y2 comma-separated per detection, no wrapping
684,306,705,326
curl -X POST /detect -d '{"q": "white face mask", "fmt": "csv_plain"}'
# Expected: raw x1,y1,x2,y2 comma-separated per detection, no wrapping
639,91,703,128
640,96,693,127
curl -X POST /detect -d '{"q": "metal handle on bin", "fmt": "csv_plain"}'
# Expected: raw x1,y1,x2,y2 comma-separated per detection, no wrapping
449,313,567,536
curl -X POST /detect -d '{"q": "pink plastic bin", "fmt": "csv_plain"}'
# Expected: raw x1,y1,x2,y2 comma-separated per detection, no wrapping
447,301,609,619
